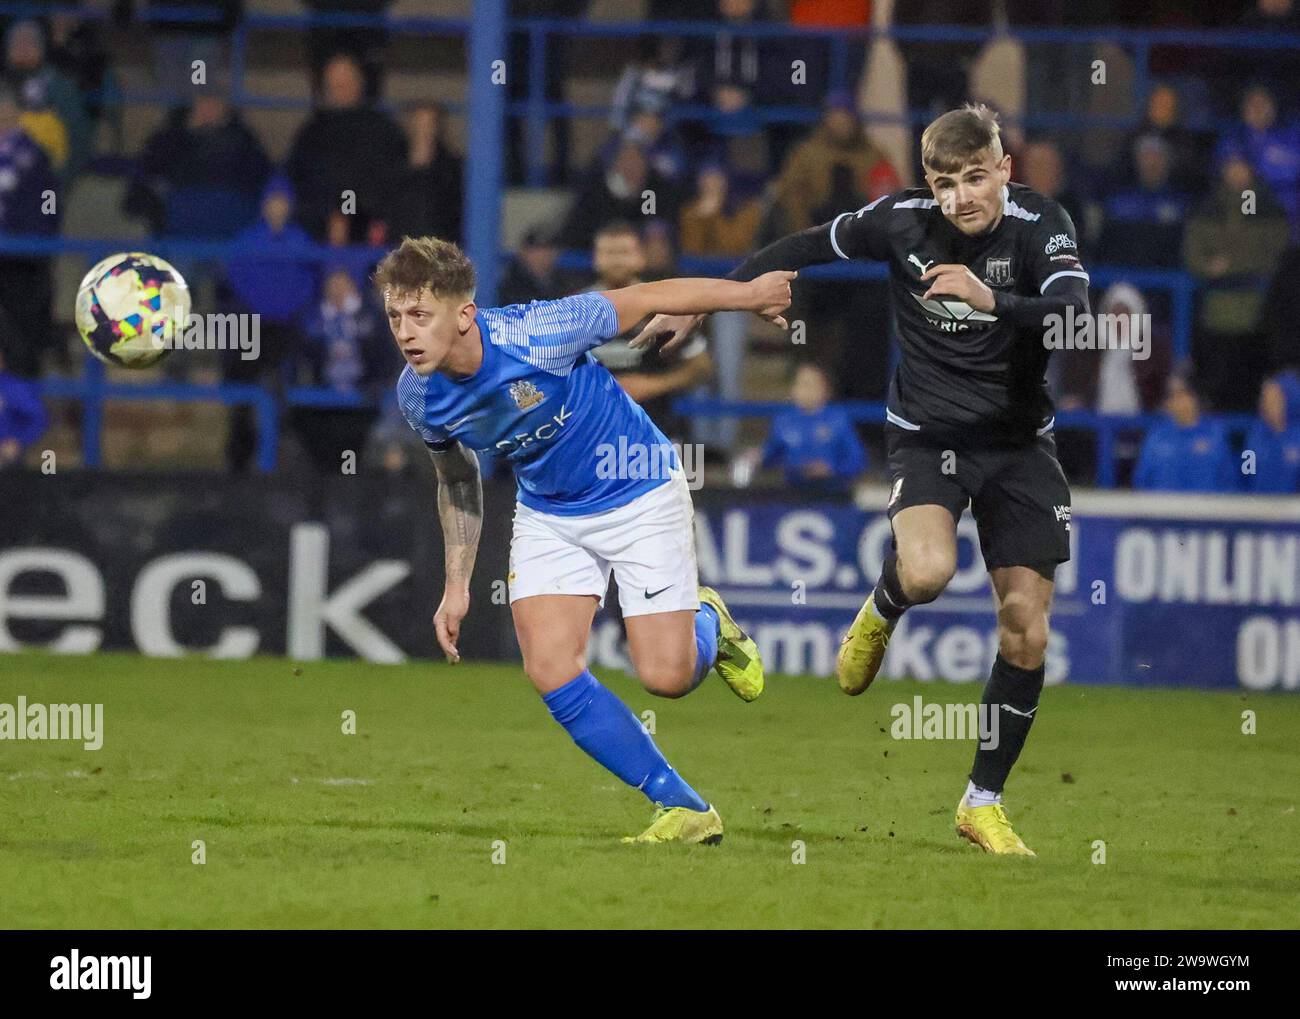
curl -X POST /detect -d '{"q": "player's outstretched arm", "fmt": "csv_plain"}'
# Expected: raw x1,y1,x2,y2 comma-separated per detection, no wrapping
603,271,795,336
631,218,866,351
429,440,482,663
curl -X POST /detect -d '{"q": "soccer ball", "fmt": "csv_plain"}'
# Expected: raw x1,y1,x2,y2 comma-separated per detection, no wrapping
75,252,190,369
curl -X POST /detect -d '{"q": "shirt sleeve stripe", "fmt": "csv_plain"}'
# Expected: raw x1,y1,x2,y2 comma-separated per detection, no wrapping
829,212,850,260
1040,269,1090,293
487,293,619,376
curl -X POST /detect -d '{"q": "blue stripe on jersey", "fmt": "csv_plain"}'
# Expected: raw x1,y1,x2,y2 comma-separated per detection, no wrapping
395,292,675,515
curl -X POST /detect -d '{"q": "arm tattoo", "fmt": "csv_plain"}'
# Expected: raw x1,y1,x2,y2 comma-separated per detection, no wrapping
430,442,483,589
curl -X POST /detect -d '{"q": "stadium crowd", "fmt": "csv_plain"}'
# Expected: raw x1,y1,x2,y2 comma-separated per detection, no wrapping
0,0,1299,494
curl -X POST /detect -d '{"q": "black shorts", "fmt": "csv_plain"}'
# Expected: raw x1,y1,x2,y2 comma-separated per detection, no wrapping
885,426,1071,572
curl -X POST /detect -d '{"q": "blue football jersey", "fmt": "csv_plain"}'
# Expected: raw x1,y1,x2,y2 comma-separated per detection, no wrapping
397,292,678,515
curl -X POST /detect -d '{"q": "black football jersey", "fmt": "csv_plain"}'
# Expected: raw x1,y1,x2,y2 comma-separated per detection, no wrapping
827,183,1090,446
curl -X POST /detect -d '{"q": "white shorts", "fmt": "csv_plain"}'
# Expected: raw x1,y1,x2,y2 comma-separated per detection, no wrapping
508,470,699,617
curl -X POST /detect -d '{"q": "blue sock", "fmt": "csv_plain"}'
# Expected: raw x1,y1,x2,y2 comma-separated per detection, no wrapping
543,670,709,812
692,603,721,688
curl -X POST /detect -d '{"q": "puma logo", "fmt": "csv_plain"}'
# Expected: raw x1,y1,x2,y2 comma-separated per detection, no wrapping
907,254,935,275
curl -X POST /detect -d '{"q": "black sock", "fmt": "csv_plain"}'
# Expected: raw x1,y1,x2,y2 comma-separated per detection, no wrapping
871,549,910,622
969,654,1045,795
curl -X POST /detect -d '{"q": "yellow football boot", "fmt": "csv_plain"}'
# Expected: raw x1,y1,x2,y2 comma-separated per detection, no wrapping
954,797,1037,856
836,593,893,695
698,586,763,702
621,805,724,845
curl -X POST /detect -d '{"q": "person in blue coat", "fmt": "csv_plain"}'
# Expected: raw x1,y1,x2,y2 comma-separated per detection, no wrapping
219,173,318,471
1244,370,1300,493
762,362,867,495
0,340,48,468
1134,371,1237,492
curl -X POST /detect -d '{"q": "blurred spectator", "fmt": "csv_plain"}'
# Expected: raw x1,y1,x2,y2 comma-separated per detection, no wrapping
641,218,678,281
1097,135,1188,269
560,140,674,249
286,53,406,243
1214,85,1300,238
288,267,392,474
610,37,695,132
773,91,896,234
124,88,270,238
0,80,59,379
303,1,394,101
220,174,317,472
0,339,47,467
1057,283,1171,414
497,226,578,306
683,0,795,174
148,1,240,103
45,6,117,132
1244,370,1300,492
4,19,90,178
680,162,763,257
691,0,771,106
893,0,990,130
1133,370,1237,492
1015,139,1089,245
585,222,712,440
1120,84,1211,196
225,176,317,318
386,102,464,245
770,91,896,402
613,110,689,189
786,1,872,109
753,363,867,496
702,78,768,178
1053,282,1173,486
1184,155,1289,410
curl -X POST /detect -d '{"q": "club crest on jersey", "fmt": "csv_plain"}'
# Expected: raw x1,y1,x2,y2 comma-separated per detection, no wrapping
509,379,545,410
984,256,1013,287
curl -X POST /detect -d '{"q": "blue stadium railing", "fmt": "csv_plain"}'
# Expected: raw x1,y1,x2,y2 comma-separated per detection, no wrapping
13,231,1209,480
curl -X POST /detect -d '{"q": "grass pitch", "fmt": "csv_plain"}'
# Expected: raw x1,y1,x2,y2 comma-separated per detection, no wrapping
0,651,1296,929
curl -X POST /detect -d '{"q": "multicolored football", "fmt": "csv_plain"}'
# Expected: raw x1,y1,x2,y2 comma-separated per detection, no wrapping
75,252,190,369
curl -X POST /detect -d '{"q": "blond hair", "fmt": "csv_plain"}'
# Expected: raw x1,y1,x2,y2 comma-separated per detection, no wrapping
373,236,476,302
921,103,1004,174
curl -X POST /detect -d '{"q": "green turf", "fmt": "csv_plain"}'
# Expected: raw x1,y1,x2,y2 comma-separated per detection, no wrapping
0,651,1296,929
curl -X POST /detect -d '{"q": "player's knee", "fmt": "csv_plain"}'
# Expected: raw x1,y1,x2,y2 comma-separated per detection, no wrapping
998,600,1049,668
523,653,587,693
637,657,695,699
899,549,955,604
